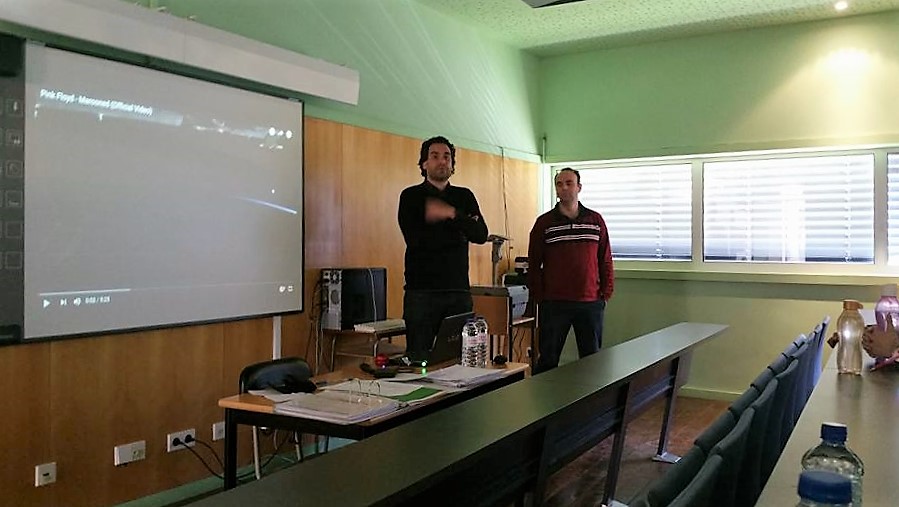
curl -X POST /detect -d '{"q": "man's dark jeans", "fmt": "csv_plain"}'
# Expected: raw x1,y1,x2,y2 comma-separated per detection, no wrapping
534,299,606,374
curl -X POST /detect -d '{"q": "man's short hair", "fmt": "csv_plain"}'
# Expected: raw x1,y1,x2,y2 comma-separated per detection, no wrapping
556,167,580,184
419,136,456,177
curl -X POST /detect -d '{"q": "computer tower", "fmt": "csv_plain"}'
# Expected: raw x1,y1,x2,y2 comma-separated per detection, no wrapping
320,268,387,330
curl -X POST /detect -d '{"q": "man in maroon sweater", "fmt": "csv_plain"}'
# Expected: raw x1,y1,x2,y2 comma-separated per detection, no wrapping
527,168,614,374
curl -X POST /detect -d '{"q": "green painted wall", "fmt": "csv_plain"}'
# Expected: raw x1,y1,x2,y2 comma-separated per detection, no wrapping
540,10,899,162
153,0,542,159
544,11,899,398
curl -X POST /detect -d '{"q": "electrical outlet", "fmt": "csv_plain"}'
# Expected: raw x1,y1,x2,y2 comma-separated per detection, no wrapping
212,421,225,441
114,440,147,466
166,428,196,453
34,462,56,487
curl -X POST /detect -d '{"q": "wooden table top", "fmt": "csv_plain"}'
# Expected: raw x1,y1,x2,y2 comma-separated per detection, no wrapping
219,362,530,419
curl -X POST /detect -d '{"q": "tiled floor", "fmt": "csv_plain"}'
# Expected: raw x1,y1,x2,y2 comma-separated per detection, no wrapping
540,396,730,507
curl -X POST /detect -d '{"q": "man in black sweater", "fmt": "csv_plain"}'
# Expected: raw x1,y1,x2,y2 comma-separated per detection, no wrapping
398,136,488,361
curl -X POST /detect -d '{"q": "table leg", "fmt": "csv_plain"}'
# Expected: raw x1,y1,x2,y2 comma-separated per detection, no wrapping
652,356,682,463
223,409,238,489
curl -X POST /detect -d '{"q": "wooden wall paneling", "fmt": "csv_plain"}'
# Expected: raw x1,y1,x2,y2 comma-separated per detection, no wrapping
503,157,540,271
0,342,52,507
303,117,343,269
49,325,225,506
453,148,502,286
221,318,280,466
340,125,418,318
302,117,344,371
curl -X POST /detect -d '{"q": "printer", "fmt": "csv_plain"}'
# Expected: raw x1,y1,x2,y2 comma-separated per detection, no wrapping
470,285,529,319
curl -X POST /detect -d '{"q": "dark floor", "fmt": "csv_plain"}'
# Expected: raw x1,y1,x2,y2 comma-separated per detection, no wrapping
541,396,730,507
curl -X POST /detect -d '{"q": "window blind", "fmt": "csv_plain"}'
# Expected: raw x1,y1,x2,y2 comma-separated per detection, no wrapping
703,154,874,263
887,153,899,264
576,164,692,260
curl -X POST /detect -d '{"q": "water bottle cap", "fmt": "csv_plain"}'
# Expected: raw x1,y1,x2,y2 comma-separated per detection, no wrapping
820,422,847,443
797,470,851,503
882,284,898,297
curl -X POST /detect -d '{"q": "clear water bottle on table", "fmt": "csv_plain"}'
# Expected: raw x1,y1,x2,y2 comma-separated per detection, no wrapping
474,316,489,368
801,422,864,506
461,319,478,367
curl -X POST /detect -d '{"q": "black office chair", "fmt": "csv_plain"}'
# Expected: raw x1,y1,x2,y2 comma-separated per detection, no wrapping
736,377,778,507
239,356,315,480
637,445,708,507
708,406,755,507
761,359,799,483
667,454,724,507
727,386,759,419
693,410,736,455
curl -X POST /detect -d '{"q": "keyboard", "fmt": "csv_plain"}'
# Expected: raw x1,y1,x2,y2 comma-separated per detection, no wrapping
354,318,406,333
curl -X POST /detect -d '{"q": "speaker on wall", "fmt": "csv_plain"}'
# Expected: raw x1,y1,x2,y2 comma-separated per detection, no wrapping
320,268,387,330
0,35,24,77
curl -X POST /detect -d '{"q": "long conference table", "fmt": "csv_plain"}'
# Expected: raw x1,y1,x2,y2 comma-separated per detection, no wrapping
756,353,899,505
190,322,726,507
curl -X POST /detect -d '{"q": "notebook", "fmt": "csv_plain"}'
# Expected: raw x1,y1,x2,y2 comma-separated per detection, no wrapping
410,311,474,366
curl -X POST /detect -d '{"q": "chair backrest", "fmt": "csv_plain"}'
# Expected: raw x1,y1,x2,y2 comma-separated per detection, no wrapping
727,386,759,419
643,445,708,507
810,316,830,387
788,339,813,419
766,354,790,376
667,454,725,507
709,406,755,506
239,357,314,394
736,377,779,507
694,410,736,454
750,368,775,394
761,359,800,480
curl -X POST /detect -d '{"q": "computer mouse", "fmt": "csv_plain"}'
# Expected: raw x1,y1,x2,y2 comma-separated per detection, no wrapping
492,354,507,366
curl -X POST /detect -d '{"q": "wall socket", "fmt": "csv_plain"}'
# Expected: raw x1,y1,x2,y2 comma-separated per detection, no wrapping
34,462,56,487
166,428,196,453
114,440,147,466
212,421,225,441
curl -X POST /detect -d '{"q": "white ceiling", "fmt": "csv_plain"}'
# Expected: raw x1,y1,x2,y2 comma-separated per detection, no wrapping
414,0,899,56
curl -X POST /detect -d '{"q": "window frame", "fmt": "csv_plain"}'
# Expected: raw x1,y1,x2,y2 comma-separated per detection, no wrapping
547,145,897,278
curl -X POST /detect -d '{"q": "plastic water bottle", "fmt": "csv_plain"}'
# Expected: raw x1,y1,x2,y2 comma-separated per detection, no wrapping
874,283,899,332
461,319,478,367
836,300,864,375
801,422,864,506
474,316,489,368
796,470,852,506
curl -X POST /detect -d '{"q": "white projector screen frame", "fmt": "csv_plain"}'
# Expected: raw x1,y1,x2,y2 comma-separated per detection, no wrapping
21,43,304,340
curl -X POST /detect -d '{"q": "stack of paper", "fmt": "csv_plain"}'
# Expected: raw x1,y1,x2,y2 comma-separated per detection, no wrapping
273,390,400,424
424,365,505,388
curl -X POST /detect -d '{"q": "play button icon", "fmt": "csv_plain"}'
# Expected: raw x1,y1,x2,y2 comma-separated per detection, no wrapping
43,299,51,308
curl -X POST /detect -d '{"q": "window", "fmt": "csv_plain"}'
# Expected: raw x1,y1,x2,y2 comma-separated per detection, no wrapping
888,153,899,264
703,155,874,263
574,164,692,260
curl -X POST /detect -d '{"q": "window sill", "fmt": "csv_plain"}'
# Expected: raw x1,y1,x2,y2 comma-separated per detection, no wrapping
615,267,898,286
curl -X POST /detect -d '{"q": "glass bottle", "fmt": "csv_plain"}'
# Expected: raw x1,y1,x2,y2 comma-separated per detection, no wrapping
796,470,852,507
836,300,864,375
801,422,864,506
